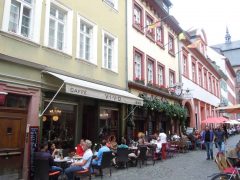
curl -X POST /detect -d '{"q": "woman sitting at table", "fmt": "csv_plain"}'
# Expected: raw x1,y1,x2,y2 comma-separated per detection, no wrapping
65,140,93,180
107,135,118,152
75,139,85,156
49,143,59,158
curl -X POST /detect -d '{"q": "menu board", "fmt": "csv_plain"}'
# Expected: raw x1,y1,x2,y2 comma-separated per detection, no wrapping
29,126,39,179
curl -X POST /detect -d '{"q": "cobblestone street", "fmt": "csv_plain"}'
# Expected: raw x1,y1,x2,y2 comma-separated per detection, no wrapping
97,135,240,180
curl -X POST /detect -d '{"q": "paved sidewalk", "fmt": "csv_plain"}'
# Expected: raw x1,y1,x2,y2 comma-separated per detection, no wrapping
95,134,240,180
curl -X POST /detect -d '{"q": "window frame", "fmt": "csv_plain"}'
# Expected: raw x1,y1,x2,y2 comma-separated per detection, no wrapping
198,63,203,87
146,55,155,85
145,11,155,41
156,25,164,48
132,0,144,33
168,32,175,56
2,0,43,43
192,60,196,83
76,14,97,65
169,69,176,87
44,0,73,55
236,71,240,83
102,30,118,72
182,49,189,78
133,47,145,82
157,62,165,87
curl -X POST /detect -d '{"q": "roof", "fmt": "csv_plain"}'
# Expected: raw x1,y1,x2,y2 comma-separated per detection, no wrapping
212,40,240,51
211,40,240,66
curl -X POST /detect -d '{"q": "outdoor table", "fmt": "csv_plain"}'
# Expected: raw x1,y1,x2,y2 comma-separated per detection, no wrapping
54,157,71,170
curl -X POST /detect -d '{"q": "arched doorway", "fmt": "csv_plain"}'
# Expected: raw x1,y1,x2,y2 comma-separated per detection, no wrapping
182,100,195,129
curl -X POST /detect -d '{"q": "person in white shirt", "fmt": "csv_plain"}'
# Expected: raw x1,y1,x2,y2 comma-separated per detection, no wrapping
65,140,93,180
159,129,167,144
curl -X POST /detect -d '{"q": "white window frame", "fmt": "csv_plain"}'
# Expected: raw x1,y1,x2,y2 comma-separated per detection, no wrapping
103,0,118,11
147,61,153,83
76,14,97,65
2,0,43,43
102,30,118,72
134,52,142,79
157,65,164,85
44,0,73,55
169,71,174,87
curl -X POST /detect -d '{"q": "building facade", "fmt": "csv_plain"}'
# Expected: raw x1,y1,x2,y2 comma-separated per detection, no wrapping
179,29,221,130
0,0,142,179
207,46,236,120
127,0,184,138
212,29,240,119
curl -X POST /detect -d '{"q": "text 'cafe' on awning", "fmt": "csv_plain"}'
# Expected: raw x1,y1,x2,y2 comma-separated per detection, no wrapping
41,71,143,149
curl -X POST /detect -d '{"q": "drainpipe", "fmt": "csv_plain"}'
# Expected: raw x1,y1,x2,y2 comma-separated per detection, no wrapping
125,0,128,91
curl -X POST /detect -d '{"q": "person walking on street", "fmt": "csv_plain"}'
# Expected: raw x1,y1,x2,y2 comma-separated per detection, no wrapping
201,126,214,160
214,125,226,153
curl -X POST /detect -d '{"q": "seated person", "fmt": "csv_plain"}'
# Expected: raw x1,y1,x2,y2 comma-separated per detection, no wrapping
108,135,118,152
76,139,85,156
92,140,110,167
35,142,62,173
194,130,202,149
118,137,128,149
172,132,180,141
227,142,240,167
65,140,93,180
49,143,59,158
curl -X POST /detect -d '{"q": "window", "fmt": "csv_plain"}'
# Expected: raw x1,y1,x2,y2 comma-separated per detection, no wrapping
145,13,154,39
103,0,118,10
147,59,154,84
156,26,164,46
102,31,118,72
157,64,165,86
204,70,207,89
44,0,73,54
133,1,143,31
133,49,144,81
76,15,97,64
169,70,175,87
237,71,240,83
183,53,188,77
2,0,42,42
48,5,66,50
8,0,32,37
212,79,215,94
168,33,175,54
198,67,202,86
208,74,212,92
192,62,196,82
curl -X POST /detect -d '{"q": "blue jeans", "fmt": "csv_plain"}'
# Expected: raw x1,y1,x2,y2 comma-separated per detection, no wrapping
216,142,225,153
205,142,213,159
65,165,84,180
50,166,63,172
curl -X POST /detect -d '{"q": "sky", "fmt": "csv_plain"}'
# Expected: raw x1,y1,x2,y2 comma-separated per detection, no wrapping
170,0,240,45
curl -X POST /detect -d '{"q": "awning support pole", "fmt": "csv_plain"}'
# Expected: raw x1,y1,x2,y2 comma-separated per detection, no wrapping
39,82,65,117
123,105,138,121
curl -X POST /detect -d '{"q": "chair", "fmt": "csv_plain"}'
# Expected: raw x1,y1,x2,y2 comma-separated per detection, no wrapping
215,153,238,175
73,158,93,180
146,145,156,165
34,158,60,180
116,148,129,169
92,151,113,179
137,146,147,168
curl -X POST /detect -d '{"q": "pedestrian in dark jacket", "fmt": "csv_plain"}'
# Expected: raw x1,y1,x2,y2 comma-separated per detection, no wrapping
201,126,214,160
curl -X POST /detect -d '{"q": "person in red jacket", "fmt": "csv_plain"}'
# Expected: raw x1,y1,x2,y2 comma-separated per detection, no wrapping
76,139,85,156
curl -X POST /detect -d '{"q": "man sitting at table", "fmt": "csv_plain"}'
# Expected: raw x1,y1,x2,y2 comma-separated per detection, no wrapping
65,140,93,180
35,142,63,173
92,139,110,167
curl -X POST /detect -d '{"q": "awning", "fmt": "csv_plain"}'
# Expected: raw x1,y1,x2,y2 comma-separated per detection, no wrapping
225,119,240,125
215,104,240,114
201,117,228,124
45,71,143,106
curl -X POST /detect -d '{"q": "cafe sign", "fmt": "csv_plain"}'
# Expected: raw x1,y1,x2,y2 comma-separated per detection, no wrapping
66,84,143,106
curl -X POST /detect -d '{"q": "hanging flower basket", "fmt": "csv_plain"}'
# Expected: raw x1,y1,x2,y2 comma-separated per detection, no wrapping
0,92,8,105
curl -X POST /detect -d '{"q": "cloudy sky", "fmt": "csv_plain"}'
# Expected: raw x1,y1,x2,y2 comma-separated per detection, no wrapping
170,0,240,45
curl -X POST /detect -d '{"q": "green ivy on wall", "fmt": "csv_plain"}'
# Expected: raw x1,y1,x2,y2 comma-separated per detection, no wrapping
141,95,187,124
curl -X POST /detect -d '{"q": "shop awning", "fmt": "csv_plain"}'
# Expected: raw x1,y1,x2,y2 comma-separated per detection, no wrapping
215,104,240,114
45,71,143,106
201,117,228,124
